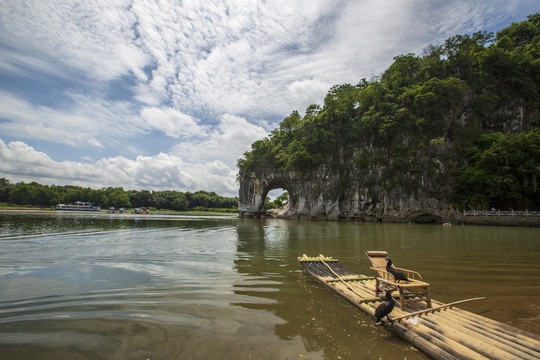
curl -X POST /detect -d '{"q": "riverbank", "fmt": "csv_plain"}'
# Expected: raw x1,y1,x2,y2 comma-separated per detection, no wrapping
0,208,237,216
0,207,54,212
462,215,540,227
2,208,539,226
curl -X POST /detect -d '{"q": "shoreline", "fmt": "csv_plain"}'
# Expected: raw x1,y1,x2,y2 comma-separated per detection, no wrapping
0,208,237,216
2,208,539,227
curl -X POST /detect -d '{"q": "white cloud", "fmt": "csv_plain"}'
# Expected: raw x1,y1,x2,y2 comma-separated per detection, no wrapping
0,45,71,81
0,91,147,151
171,113,269,165
286,79,332,112
141,107,204,139
132,84,161,106
0,0,147,82
0,140,97,184
0,138,239,196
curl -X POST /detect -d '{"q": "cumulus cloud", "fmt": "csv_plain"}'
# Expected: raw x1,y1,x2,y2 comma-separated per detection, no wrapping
171,113,269,165
0,138,238,196
141,107,204,139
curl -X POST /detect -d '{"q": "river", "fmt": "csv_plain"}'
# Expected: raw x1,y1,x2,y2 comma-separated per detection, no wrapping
0,211,539,359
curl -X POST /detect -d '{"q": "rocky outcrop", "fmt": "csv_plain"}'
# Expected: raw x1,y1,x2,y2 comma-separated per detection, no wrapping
238,165,462,223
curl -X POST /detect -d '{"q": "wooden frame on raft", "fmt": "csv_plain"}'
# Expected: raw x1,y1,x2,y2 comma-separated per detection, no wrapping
365,250,432,310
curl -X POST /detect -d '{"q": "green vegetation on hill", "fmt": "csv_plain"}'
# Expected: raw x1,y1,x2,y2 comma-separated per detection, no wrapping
238,14,540,210
0,178,238,212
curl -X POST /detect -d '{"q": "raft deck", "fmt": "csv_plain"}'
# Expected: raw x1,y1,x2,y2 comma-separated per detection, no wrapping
299,255,540,360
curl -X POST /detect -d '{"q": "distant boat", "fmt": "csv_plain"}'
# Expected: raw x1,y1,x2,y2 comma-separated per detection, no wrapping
55,201,101,211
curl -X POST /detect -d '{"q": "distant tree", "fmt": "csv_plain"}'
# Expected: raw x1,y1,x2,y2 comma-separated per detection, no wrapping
171,193,188,211
405,77,467,139
381,53,423,90
478,129,540,208
136,190,154,208
0,178,13,202
274,192,289,207
89,188,107,206
9,183,35,205
105,187,131,208
455,130,540,209
188,191,213,208
0,178,237,211
152,190,179,210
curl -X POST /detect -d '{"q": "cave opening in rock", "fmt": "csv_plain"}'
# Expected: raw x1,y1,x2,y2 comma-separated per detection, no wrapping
413,213,442,224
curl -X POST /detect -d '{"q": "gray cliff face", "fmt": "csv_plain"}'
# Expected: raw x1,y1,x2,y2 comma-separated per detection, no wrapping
238,163,461,223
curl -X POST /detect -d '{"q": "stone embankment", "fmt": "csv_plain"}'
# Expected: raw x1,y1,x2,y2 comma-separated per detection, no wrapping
462,210,540,227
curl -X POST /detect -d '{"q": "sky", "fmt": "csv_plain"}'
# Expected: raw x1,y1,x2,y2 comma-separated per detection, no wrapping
0,0,538,197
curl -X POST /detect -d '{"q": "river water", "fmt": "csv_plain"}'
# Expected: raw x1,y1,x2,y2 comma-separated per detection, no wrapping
0,211,538,359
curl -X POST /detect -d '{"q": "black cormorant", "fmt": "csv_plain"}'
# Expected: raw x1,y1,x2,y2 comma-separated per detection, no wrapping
375,291,395,323
386,257,408,282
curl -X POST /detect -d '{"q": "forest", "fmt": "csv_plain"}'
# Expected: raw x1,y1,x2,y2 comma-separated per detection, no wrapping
0,178,239,212
238,14,540,211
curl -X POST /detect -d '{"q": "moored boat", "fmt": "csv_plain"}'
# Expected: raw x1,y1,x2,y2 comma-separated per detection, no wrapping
55,201,101,211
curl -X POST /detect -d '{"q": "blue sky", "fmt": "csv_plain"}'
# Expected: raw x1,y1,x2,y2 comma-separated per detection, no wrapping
0,0,537,197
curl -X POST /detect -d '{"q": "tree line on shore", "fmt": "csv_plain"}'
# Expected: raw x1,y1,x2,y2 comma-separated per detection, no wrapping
0,178,239,212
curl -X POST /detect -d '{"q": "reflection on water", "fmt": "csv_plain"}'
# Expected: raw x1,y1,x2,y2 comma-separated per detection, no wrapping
0,212,539,359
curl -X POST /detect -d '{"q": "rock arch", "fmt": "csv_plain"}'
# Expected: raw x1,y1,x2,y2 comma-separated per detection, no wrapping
237,170,342,219
238,171,296,218
237,168,461,222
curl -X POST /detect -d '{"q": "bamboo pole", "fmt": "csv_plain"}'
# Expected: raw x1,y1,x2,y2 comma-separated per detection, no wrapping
426,311,540,360
384,320,462,360
316,254,367,299
378,297,486,324
376,301,512,360
408,320,491,360
418,315,516,360
424,301,538,344
431,299,540,342
447,305,540,345
396,296,540,359
426,306,540,355
424,311,538,360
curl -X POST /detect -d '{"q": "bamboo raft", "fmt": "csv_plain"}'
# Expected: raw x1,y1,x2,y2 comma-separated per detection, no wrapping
299,254,540,360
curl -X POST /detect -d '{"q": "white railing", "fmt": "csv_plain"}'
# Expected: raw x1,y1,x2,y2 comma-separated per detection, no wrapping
463,210,540,217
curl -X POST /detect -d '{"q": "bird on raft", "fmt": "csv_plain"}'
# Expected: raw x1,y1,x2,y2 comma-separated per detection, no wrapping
375,291,395,324
386,257,408,282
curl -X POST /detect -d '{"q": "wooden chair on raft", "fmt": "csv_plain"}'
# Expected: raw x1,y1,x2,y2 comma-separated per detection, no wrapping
365,250,432,310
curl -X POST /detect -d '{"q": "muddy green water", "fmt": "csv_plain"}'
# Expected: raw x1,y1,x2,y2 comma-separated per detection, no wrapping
0,212,538,359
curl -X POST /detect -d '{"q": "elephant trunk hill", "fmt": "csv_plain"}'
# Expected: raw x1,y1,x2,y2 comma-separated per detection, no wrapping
237,14,540,222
